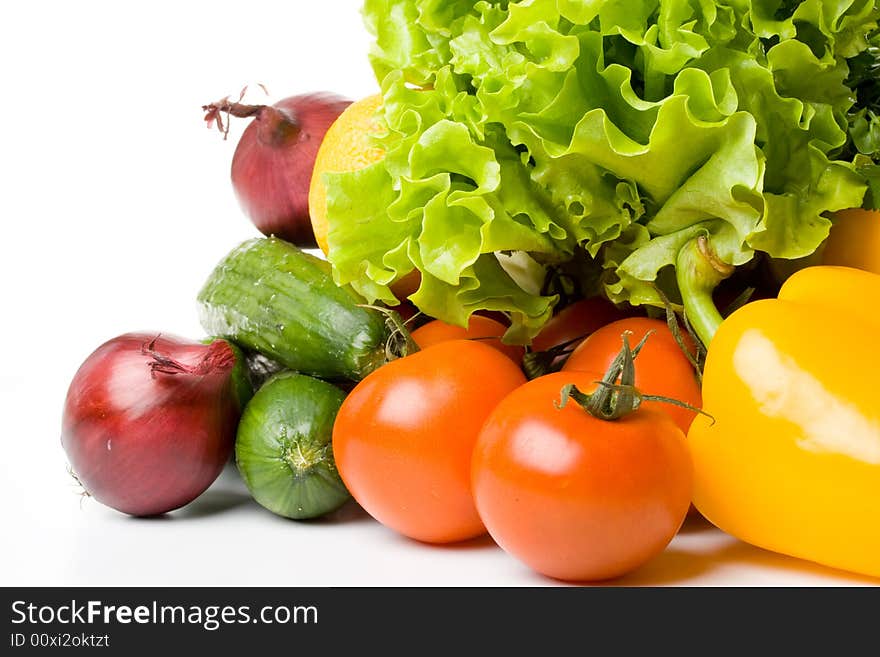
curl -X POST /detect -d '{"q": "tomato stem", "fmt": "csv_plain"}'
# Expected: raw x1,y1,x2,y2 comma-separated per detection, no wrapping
592,382,714,424
555,331,649,420
556,331,712,423
358,304,420,363
651,284,705,384
675,235,734,349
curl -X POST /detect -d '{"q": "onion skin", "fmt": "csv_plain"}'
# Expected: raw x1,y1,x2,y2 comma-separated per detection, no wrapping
229,93,351,246
61,333,243,516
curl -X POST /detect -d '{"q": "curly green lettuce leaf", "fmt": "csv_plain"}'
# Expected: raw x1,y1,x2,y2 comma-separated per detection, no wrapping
856,158,880,209
327,0,878,342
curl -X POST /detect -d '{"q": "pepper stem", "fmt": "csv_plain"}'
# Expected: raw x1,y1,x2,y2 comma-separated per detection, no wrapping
675,235,734,349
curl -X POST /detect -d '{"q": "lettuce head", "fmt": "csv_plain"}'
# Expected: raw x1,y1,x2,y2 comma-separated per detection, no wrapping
324,0,880,343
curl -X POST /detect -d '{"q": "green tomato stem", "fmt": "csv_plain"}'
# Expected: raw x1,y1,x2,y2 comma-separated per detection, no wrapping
357,304,420,369
675,235,734,349
556,331,649,420
556,330,711,423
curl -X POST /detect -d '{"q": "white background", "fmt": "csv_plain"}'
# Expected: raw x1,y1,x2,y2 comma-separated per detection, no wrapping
0,1,874,587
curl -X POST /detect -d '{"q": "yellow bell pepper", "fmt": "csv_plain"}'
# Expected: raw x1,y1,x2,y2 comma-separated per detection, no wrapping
688,265,880,578
822,209,880,275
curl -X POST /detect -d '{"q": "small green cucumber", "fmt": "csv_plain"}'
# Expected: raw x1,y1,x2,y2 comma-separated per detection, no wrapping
235,372,350,520
197,237,387,380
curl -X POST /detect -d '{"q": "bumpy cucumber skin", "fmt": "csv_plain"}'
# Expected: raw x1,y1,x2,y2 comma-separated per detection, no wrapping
197,238,386,381
235,372,350,520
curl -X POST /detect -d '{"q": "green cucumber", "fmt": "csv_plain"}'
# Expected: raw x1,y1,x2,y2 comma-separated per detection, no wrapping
243,351,286,391
197,237,387,380
235,372,350,520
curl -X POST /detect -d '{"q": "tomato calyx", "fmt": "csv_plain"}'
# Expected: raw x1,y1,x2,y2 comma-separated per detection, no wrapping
651,284,706,384
556,331,711,423
555,330,647,420
359,304,421,363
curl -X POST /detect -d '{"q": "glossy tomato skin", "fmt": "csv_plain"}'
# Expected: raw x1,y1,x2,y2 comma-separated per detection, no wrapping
562,317,701,433
333,340,527,544
410,316,524,364
530,297,635,353
472,372,692,581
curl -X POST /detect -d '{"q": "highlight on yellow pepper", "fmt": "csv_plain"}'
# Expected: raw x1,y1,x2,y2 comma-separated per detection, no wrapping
822,209,880,275
687,265,880,578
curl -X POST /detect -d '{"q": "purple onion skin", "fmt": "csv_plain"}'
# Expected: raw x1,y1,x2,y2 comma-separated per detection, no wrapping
230,93,352,247
61,333,241,516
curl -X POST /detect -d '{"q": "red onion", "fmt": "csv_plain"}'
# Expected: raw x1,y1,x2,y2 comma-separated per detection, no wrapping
61,333,245,516
203,91,351,246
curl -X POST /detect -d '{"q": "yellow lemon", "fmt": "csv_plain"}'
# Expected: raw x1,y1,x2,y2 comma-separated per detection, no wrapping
308,93,386,254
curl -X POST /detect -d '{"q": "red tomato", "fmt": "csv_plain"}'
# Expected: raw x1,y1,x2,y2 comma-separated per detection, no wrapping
411,316,524,364
530,297,635,353
472,371,692,581
562,317,701,433
332,340,527,544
